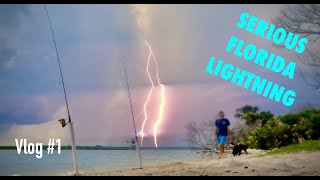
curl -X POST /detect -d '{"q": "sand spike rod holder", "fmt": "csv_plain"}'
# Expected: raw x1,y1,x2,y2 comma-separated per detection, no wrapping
123,62,143,169
43,4,79,176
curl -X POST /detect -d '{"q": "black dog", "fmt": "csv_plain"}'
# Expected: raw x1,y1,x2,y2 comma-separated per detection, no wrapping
232,144,248,156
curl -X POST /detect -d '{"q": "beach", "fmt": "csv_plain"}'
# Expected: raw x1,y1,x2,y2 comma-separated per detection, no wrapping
85,149,320,176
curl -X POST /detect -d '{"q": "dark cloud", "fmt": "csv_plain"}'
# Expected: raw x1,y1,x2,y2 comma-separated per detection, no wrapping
0,110,40,125
0,5,31,68
0,48,16,68
0,95,59,125
0,4,30,27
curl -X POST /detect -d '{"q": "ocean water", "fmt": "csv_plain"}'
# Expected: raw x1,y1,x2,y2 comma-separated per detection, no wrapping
0,150,202,176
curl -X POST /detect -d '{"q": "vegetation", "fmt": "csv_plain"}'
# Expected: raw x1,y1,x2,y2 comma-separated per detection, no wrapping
265,139,320,155
185,104,320,156
185,105,275,156
243,109,320,150
235,105,274,127
185,121,216,156
232,105,274,144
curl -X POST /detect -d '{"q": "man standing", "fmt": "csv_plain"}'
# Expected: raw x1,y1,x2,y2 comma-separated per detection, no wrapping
213,111,232,158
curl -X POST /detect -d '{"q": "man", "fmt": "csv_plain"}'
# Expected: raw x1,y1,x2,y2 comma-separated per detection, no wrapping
213,111,232,159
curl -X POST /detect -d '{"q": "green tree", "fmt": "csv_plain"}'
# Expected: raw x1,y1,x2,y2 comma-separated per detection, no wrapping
235,105,259,119
235,105,260,126
235,105,273,127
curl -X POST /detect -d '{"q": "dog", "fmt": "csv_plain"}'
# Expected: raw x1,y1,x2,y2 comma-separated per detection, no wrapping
232,144,248,156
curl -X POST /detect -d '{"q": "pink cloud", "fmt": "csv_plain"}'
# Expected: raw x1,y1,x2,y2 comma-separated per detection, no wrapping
0,83,263,147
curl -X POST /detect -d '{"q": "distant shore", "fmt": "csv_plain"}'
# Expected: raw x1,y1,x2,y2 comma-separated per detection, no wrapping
84,149,320,176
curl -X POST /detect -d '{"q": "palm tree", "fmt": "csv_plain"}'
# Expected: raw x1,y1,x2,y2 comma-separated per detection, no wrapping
235,105,259,119
235,105,260,127
235,105,274,127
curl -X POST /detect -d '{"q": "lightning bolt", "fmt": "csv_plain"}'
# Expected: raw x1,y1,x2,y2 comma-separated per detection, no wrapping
137,43,155,146
154,81,165,148
143,40,166,148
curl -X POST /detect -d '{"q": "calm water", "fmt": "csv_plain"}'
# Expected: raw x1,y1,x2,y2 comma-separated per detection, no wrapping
0,150,202,176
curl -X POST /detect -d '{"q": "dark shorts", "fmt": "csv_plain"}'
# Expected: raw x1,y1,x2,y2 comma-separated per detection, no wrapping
216,136,227,145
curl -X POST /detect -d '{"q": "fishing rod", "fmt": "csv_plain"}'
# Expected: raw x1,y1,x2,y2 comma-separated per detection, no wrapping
43,4,79,175
123,62,143,169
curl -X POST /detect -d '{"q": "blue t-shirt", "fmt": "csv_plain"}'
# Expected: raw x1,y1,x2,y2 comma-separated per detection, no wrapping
215,118,230,136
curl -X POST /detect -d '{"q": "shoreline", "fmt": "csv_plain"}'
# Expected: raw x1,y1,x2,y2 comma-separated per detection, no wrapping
83,149,320,176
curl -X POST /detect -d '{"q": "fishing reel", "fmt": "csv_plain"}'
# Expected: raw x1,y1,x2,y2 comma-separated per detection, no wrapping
58,118,69,128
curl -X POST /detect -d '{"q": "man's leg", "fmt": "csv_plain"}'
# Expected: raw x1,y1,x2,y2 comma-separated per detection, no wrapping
217,136,222,158
219,144,223,158
220,144,224,158
221,136,227,158
222,144,225,154
219,144,223,154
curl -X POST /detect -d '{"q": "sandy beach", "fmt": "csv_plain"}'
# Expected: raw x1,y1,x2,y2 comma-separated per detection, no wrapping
84,150,320,176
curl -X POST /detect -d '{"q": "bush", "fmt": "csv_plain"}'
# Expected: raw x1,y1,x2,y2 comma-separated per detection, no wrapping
244,109,320,150
244,118,293,150
280,114,299,125
310,114,320,139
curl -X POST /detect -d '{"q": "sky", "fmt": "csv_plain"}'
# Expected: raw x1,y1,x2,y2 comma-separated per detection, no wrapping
0,4,319,147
